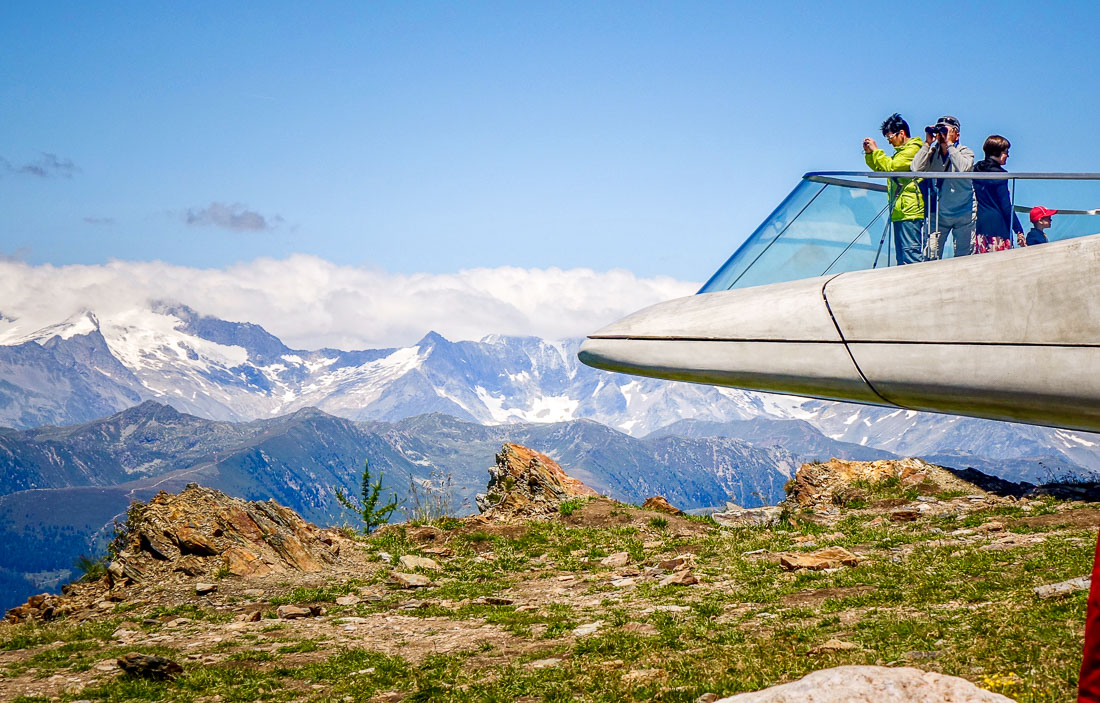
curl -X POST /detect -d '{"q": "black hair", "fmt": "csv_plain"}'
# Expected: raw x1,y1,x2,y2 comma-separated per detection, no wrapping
880,113,910,138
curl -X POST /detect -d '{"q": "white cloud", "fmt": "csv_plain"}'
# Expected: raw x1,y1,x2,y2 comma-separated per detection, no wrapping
0,255,697,350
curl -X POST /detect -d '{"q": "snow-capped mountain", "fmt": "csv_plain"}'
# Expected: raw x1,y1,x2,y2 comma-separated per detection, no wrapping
0,303,804,436
1,302,1098,479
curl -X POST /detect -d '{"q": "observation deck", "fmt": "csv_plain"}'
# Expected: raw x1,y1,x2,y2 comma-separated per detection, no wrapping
700,171,1100,292
580,171,1100,433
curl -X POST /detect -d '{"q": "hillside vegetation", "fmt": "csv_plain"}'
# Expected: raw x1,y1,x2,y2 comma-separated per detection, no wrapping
1,452,1096,702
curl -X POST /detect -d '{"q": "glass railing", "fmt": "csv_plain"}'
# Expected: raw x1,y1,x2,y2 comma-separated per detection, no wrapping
699,172,1100,293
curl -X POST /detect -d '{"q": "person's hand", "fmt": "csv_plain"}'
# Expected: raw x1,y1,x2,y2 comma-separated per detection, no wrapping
924,127,935,145
863,138,877,154
936,129,949,146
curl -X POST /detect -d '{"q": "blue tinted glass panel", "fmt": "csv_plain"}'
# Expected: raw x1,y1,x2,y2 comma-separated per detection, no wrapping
699,179,888,292
698,180,824,293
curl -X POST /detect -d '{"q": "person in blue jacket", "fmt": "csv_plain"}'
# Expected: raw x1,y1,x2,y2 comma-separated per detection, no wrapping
1024,206,1057,246
971,135,1023,253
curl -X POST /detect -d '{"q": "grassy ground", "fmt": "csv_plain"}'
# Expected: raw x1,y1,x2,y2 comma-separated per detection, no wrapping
0,488,1094,702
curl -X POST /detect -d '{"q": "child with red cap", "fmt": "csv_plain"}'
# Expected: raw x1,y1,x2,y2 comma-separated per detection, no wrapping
1024,206,1057,246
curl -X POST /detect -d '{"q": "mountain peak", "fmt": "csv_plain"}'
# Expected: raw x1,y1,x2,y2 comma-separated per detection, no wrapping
0,309,101,347
117,400,185,422
415,331,450,348
151,301,292,362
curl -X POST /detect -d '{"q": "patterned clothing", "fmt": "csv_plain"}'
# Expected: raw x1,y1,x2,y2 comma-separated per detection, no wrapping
974,234,1012,254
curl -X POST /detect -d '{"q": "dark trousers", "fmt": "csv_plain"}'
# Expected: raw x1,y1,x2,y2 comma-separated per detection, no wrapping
893,219,923,265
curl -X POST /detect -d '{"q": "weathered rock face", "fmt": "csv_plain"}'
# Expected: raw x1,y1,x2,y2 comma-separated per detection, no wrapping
715,665,1015,702
7,482,357,623
106,483,346,585
475,443,598,519
786,458,995,512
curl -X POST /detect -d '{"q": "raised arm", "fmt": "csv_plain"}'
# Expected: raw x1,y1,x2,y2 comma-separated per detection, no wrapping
946,144,974,173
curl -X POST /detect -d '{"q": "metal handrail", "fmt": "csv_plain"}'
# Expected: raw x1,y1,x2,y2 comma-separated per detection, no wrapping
806,171,1100,181
802,171,1100,215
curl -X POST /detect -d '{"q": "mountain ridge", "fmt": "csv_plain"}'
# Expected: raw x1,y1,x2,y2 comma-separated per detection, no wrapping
0,402,820,611
3,302,1098,484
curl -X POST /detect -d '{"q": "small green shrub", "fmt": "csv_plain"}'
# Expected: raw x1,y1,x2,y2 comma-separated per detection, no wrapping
559,498,586,516
647,516,669,530
74,554,109,582
335,458,399,535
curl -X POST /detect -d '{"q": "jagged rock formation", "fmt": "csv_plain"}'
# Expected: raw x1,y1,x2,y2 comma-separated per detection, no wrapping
714,665,1015,702
5,483,359,623
475,443,598,519
107,483,348,583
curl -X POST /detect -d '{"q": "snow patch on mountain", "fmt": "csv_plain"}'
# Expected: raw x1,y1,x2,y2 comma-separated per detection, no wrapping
0,310,101,346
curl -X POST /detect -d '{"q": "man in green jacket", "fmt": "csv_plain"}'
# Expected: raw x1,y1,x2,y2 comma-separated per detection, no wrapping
863,113,925,265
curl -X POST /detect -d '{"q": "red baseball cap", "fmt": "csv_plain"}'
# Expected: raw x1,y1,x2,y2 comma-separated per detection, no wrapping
1029,206,1058,223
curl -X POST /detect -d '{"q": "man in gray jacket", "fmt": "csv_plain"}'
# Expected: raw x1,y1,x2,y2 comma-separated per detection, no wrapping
911,115,975,258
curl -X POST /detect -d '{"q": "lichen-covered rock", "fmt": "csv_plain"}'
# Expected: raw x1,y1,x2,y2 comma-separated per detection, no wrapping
1034,575,1090,599
475,443,598,519
712,505,783,527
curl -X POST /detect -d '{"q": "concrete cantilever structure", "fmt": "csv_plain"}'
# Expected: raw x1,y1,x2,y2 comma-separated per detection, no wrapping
579,234,1100,433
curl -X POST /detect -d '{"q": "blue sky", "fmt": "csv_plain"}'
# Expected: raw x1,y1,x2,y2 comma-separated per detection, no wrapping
3,1,1099,283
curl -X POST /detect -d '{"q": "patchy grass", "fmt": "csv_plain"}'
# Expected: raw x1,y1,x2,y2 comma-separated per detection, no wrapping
148,603,234,623
268,581,364,606
559,498,589,516
1,619,119,651
1,493,1094,703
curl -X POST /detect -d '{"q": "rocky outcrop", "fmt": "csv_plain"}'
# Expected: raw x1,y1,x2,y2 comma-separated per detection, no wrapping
5,482,357,623
785,458,985,511
715,665,1015,702
104,483,347,585
642,496,684,515
475,443,598,519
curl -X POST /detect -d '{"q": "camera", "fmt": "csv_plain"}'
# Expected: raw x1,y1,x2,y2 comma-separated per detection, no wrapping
925,124,949,136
